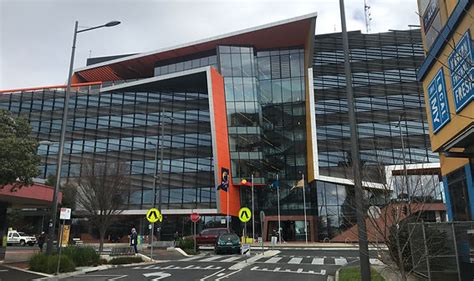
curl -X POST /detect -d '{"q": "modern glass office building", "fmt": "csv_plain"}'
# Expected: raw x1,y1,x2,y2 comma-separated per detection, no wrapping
0,13,443,241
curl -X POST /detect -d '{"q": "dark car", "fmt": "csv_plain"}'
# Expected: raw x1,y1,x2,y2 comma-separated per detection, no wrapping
215,233,241,254
195,228,230,245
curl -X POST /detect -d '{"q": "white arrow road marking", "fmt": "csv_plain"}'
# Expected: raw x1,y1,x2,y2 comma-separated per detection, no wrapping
143,272,171,280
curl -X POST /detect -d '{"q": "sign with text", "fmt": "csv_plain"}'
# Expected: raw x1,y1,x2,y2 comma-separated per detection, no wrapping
448,30,474,112
59,208,71,220
428,68,450,134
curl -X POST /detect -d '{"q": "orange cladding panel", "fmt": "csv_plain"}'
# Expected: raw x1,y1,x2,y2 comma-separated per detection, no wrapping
210,68,240,216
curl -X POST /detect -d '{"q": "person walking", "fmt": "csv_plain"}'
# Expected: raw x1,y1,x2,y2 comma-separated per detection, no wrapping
130,228,138,254
37,231,46,252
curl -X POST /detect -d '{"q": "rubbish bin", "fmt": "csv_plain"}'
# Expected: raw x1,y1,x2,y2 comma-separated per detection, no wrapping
271,236,277,245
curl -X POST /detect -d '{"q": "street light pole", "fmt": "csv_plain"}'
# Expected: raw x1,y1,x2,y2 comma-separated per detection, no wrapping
339,0,371,279
148,139,159,260
397,115,410,201
46,20,120,255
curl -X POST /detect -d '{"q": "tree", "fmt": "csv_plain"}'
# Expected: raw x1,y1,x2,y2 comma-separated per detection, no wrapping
0,110,40,190
45,174,77,210
75,160,130,252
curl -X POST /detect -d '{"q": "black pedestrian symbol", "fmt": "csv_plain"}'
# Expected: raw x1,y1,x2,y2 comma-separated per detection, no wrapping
148,211,158,220
241,211,249,219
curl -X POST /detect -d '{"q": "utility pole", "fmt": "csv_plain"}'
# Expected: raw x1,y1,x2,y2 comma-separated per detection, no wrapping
339,0,371,280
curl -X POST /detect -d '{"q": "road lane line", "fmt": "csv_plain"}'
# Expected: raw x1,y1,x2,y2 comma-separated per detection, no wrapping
264,257,282,263
199,268,226,281
311,257,324,265
288,257,303,264
215,269,242,281
297,268,304,273
180,255,203,261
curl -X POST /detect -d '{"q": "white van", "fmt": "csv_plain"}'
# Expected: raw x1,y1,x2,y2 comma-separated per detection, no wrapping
7,230,37,246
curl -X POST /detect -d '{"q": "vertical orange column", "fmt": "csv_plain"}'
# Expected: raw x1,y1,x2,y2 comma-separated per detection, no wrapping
210,67,240,216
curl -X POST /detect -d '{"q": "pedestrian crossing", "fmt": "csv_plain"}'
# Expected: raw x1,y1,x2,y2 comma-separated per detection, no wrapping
178,254,379,266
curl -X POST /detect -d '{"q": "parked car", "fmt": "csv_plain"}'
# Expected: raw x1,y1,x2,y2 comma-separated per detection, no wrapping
215,233,241,254
195,228,231,245
7,230,37,246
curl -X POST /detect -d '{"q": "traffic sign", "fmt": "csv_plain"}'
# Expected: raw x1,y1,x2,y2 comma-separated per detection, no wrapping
190,212,200,223
238,207,251,223
60,208,71,220
146,208,162,223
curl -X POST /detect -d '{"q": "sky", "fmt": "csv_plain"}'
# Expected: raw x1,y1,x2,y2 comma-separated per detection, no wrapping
0,0,421,90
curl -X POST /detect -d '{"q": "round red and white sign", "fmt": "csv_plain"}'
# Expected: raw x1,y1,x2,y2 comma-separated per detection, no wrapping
190,212,200,223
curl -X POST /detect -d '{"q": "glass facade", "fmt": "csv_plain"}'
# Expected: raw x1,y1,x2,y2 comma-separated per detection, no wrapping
0,26,443,241
313,29,441,239
0,85,216,211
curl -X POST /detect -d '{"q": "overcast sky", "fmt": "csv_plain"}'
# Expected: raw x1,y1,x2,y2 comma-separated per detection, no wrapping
0,0,421,90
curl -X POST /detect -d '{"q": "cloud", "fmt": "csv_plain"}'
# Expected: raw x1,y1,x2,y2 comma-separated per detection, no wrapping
0,0,421,90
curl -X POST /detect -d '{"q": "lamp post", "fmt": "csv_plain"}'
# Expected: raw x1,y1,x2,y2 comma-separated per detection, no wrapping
147,108,173,258
46,20,120,255
396,114,410,201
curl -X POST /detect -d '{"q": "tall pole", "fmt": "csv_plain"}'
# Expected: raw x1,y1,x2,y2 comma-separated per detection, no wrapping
302,174,308,244
277,174,281,244
158,107,165,241
339,0,371,279
251,174,255,241
226,185,230,230
47,21,78,256
150,137,159,260
398,115,410,201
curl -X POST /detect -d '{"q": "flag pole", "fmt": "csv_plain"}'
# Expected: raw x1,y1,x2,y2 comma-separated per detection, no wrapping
227,185,229,230
277,174,281,244
251,173,255,242
302,173,308,244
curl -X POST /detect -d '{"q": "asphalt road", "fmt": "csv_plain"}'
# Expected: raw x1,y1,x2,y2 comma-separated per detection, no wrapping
64,248,383,281
0,265,44,281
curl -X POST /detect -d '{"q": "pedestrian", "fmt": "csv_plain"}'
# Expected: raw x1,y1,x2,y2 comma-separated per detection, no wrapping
130,228,138,254
37,231,46,252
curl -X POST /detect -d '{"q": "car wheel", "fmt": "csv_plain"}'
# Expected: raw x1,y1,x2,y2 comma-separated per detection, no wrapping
20,240,26,246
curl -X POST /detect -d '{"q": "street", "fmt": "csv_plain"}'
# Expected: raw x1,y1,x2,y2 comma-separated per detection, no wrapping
64,249,382,281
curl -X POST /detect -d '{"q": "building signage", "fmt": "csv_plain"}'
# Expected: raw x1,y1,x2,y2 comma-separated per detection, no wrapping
422,0,439,32
59,208,71,220
448,30,474,112
428,68,450,134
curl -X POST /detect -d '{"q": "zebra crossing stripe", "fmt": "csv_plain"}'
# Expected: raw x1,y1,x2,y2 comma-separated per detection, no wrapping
264,257,282,263
311,257,324,265
180,255,203,261
288,257,303,264
220,256,242,262
200,256,223,262
334,258,348,265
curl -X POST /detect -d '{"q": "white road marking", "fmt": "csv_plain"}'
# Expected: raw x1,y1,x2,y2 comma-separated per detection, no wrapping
143,271,171,281
264,257,282,263
311,257,324,265
108,275,127,280
334,258,347,266
296,268,304,273
0,269,8,272
215,269,242,281
180,255,203,261
200,256,222,262
220,256,242,262
273,267,280,272
199,268,226,281
288,257,302,264
251,267,326,275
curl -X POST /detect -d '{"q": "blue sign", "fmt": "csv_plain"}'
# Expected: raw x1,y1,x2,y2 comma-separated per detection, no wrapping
448,30,474,112
428,68,450,134
423,0,439,32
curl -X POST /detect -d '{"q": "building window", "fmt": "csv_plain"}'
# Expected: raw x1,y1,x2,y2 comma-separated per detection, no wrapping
447,167,471,221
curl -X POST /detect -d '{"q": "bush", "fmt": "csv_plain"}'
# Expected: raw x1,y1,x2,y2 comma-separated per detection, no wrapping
29,254,76,274
109,256,143,265
176,237,199,254
62,246,100,267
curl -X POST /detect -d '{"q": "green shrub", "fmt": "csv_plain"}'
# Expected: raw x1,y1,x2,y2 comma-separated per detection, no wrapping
339,266,384,281
62,246,100,266
29,254,76,274
176,237,197,250
109,256,143,265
